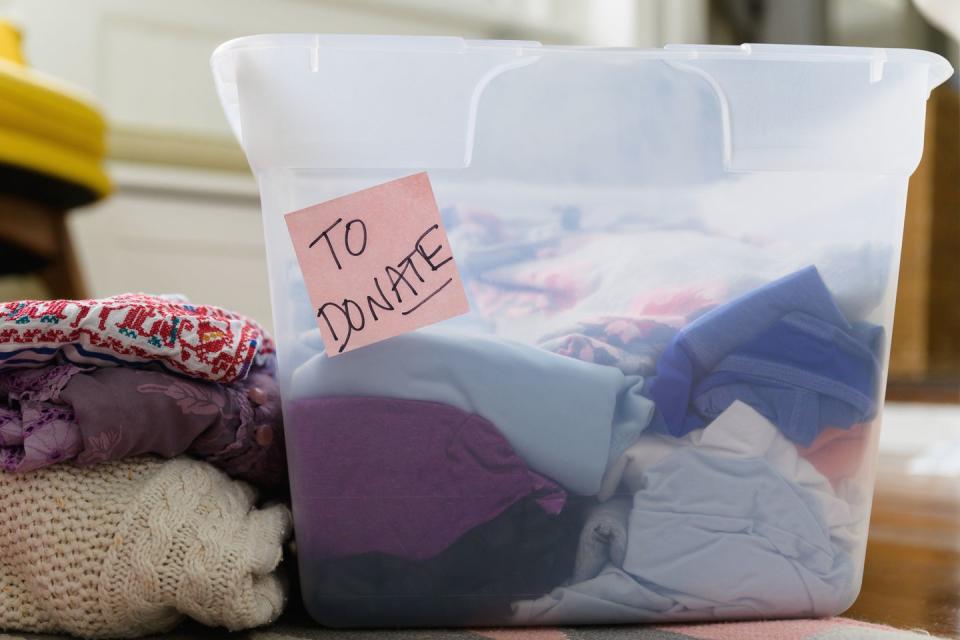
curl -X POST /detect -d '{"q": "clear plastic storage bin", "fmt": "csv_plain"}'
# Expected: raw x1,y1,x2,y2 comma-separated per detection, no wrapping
211,36,953,627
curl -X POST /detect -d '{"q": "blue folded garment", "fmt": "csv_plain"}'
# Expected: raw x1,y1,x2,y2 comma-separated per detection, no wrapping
647,266,881,446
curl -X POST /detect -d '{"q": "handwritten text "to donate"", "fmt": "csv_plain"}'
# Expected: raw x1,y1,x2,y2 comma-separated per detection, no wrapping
309,218,455,352
285,172,469,356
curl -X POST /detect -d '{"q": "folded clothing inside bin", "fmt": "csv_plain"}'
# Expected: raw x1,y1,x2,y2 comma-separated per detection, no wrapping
647,266,881,446
538,316,678,376
286,396,567,561
799,422,870,485
515,401,863,624
288,395,584,626
572,496,631,583
306,495,584,627
291,330,655,495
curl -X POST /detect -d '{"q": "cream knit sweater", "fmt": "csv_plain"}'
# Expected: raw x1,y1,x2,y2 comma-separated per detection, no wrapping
0,457,291,638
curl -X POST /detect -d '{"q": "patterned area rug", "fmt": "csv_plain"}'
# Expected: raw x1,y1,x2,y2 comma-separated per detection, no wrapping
0,616,945,640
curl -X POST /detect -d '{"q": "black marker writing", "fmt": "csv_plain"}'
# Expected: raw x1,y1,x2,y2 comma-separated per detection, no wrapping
312,222,458,352
309,217,368,270
344,219,367,256
385,265,417,303
365,276,394,322
309,217,344,269
416,225,453,271
317,298,365,354
401,278,453,316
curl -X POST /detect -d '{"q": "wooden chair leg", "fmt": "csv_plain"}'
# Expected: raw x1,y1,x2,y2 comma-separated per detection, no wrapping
38,215,87,299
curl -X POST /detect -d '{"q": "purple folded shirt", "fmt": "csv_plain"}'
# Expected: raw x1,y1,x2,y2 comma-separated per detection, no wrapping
0,358,286,487
286,396,566,561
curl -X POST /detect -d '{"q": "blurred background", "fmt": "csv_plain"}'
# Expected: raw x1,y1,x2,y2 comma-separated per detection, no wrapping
0,0,958,634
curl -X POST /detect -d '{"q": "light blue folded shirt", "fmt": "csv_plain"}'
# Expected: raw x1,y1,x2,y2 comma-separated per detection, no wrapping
514,401,864,624
290,329,654,495
622,449,854,616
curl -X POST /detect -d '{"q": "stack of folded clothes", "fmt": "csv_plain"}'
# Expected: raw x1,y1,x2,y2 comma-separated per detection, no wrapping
0,294,291,638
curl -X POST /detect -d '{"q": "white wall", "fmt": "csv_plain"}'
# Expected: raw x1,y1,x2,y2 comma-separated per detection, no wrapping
67,163,273,328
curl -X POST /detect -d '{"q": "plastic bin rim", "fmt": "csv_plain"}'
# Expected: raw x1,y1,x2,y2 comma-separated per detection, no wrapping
211,35,953,87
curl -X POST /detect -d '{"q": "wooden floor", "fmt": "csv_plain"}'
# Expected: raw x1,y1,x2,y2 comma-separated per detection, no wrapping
847,449,960,638
850,539,960,637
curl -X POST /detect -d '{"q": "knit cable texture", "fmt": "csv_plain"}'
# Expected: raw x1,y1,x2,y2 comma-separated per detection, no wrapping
0,457,291,638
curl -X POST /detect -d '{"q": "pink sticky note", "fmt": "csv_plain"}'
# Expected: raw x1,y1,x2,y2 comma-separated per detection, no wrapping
285,172,469,355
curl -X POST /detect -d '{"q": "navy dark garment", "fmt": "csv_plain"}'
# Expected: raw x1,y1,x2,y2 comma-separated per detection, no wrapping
647,266,881,446
302,496,584,627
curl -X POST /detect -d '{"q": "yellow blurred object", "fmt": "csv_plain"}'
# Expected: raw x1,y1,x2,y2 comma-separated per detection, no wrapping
0,21,25,64
0,19,110,203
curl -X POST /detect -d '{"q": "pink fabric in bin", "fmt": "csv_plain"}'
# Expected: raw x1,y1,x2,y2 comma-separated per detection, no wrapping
799,423,869,485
